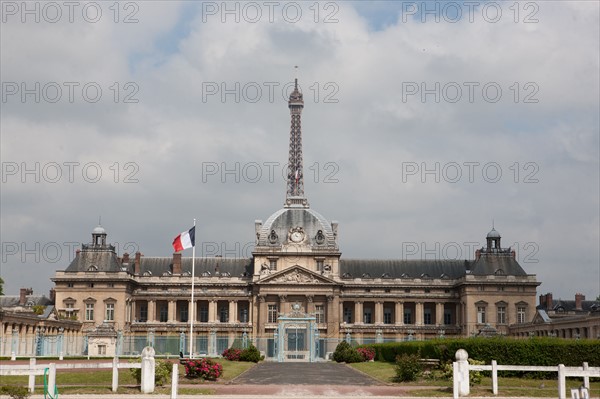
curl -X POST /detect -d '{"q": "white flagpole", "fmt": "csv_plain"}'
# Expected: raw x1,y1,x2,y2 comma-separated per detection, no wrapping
188,218,196,359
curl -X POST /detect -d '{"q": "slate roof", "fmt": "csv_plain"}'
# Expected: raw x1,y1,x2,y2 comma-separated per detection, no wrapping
139,257,253,277
65,250,122,273
257,207,336,247
469,255,527,276
539,299,600,313
339,259,471,279
0,295,52,308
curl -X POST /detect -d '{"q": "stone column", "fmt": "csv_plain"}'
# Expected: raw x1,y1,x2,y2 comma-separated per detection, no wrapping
437,303,445,325
279,295,287,316
131,301,136,323
455,303,461,326
415,302,424,326
328,295,338,335
148,300,156,322
229,300,237,323
306,295,314,315
395,302,404,326
187,300,194,323
375,301,384,325
258,296,266,332
208,300,217,323
248,299,254,326
168,300,176,322
355,301,363,325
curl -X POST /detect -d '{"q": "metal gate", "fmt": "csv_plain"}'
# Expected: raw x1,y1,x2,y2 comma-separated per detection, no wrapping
275,303,319,362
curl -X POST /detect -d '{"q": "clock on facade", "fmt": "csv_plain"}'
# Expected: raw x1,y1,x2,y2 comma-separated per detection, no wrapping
289,228,305,243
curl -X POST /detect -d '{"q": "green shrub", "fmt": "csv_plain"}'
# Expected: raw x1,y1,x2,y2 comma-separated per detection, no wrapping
0,386,31,399
332,341,363,363
129,359,173,386
395,353,423,382
367,338,600,370
239,344,262,363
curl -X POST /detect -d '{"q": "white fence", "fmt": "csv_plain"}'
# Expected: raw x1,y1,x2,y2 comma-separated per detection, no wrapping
452,349,600,399
0,349,163,395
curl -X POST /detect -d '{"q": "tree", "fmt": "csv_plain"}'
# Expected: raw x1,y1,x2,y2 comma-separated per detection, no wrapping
0,276,4,296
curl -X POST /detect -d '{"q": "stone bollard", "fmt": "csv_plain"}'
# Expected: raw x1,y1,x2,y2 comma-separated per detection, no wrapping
455,349,470,397
140,346,156,394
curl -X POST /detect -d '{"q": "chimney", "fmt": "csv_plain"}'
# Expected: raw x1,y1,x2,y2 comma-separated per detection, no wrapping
539,294,546,308
172,252,182,274
545,293,553,310
134,251,142,275
49,288,56,303
19,288,33,305
122,252,130,265
575,293,585,310
511,249,516,259
475,249,481,260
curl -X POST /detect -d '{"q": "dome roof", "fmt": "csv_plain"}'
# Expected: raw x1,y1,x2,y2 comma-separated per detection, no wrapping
257,207,337,248
92,225,106,235
486,228,501,238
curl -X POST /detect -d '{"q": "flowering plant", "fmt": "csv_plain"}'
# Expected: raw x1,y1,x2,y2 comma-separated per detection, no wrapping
183,358,223,380
357,347,376,362
222,348,242,361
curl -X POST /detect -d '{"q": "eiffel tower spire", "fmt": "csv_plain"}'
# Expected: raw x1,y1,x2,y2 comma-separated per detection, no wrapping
285,78,309,208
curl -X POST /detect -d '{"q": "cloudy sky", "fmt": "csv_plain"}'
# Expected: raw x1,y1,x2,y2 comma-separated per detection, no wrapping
1,1,598,301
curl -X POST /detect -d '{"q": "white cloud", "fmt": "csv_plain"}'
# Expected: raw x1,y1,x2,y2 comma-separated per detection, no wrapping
1,1,598,299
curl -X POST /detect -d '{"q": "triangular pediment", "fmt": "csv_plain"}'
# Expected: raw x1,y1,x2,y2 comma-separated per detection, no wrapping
258,265,336,285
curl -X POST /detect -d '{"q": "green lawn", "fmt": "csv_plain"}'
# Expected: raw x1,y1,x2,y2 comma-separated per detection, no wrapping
350,361,600,397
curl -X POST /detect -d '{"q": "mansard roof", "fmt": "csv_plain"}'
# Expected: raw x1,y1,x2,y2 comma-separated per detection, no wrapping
139,257,253,277
0,295,52,308
65,250,121,273
339,259,470,279
539,299,600,313
469,255,528,276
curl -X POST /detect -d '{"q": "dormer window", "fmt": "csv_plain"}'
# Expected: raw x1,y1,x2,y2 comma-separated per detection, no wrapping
87,265,98,272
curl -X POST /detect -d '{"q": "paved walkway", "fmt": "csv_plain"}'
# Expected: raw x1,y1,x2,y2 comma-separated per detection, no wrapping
231,362,379,385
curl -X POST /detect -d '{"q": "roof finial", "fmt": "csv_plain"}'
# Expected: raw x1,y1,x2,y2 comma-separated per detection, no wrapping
492,218,494,229
99,216,102,226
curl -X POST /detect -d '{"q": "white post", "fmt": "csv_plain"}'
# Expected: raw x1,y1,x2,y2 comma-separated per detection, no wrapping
492,359,498,395
582,362,589,390
11,351,16,361
28,358,36,393
47,363,56,397
455,349,470,397
189,218,196,359
59,351,63,361
140,346,156,394
453,362,459,399
112,357,119,392
171,363,179,399
558,364,566,399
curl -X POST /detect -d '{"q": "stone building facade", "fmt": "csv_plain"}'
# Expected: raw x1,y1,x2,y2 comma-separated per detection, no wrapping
510,293,600,339
51,80,540,360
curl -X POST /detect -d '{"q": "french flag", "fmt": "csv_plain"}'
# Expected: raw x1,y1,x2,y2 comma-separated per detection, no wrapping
172,226,195,252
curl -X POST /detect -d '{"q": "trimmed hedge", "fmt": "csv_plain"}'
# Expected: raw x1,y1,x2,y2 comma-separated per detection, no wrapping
363,338,600,367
